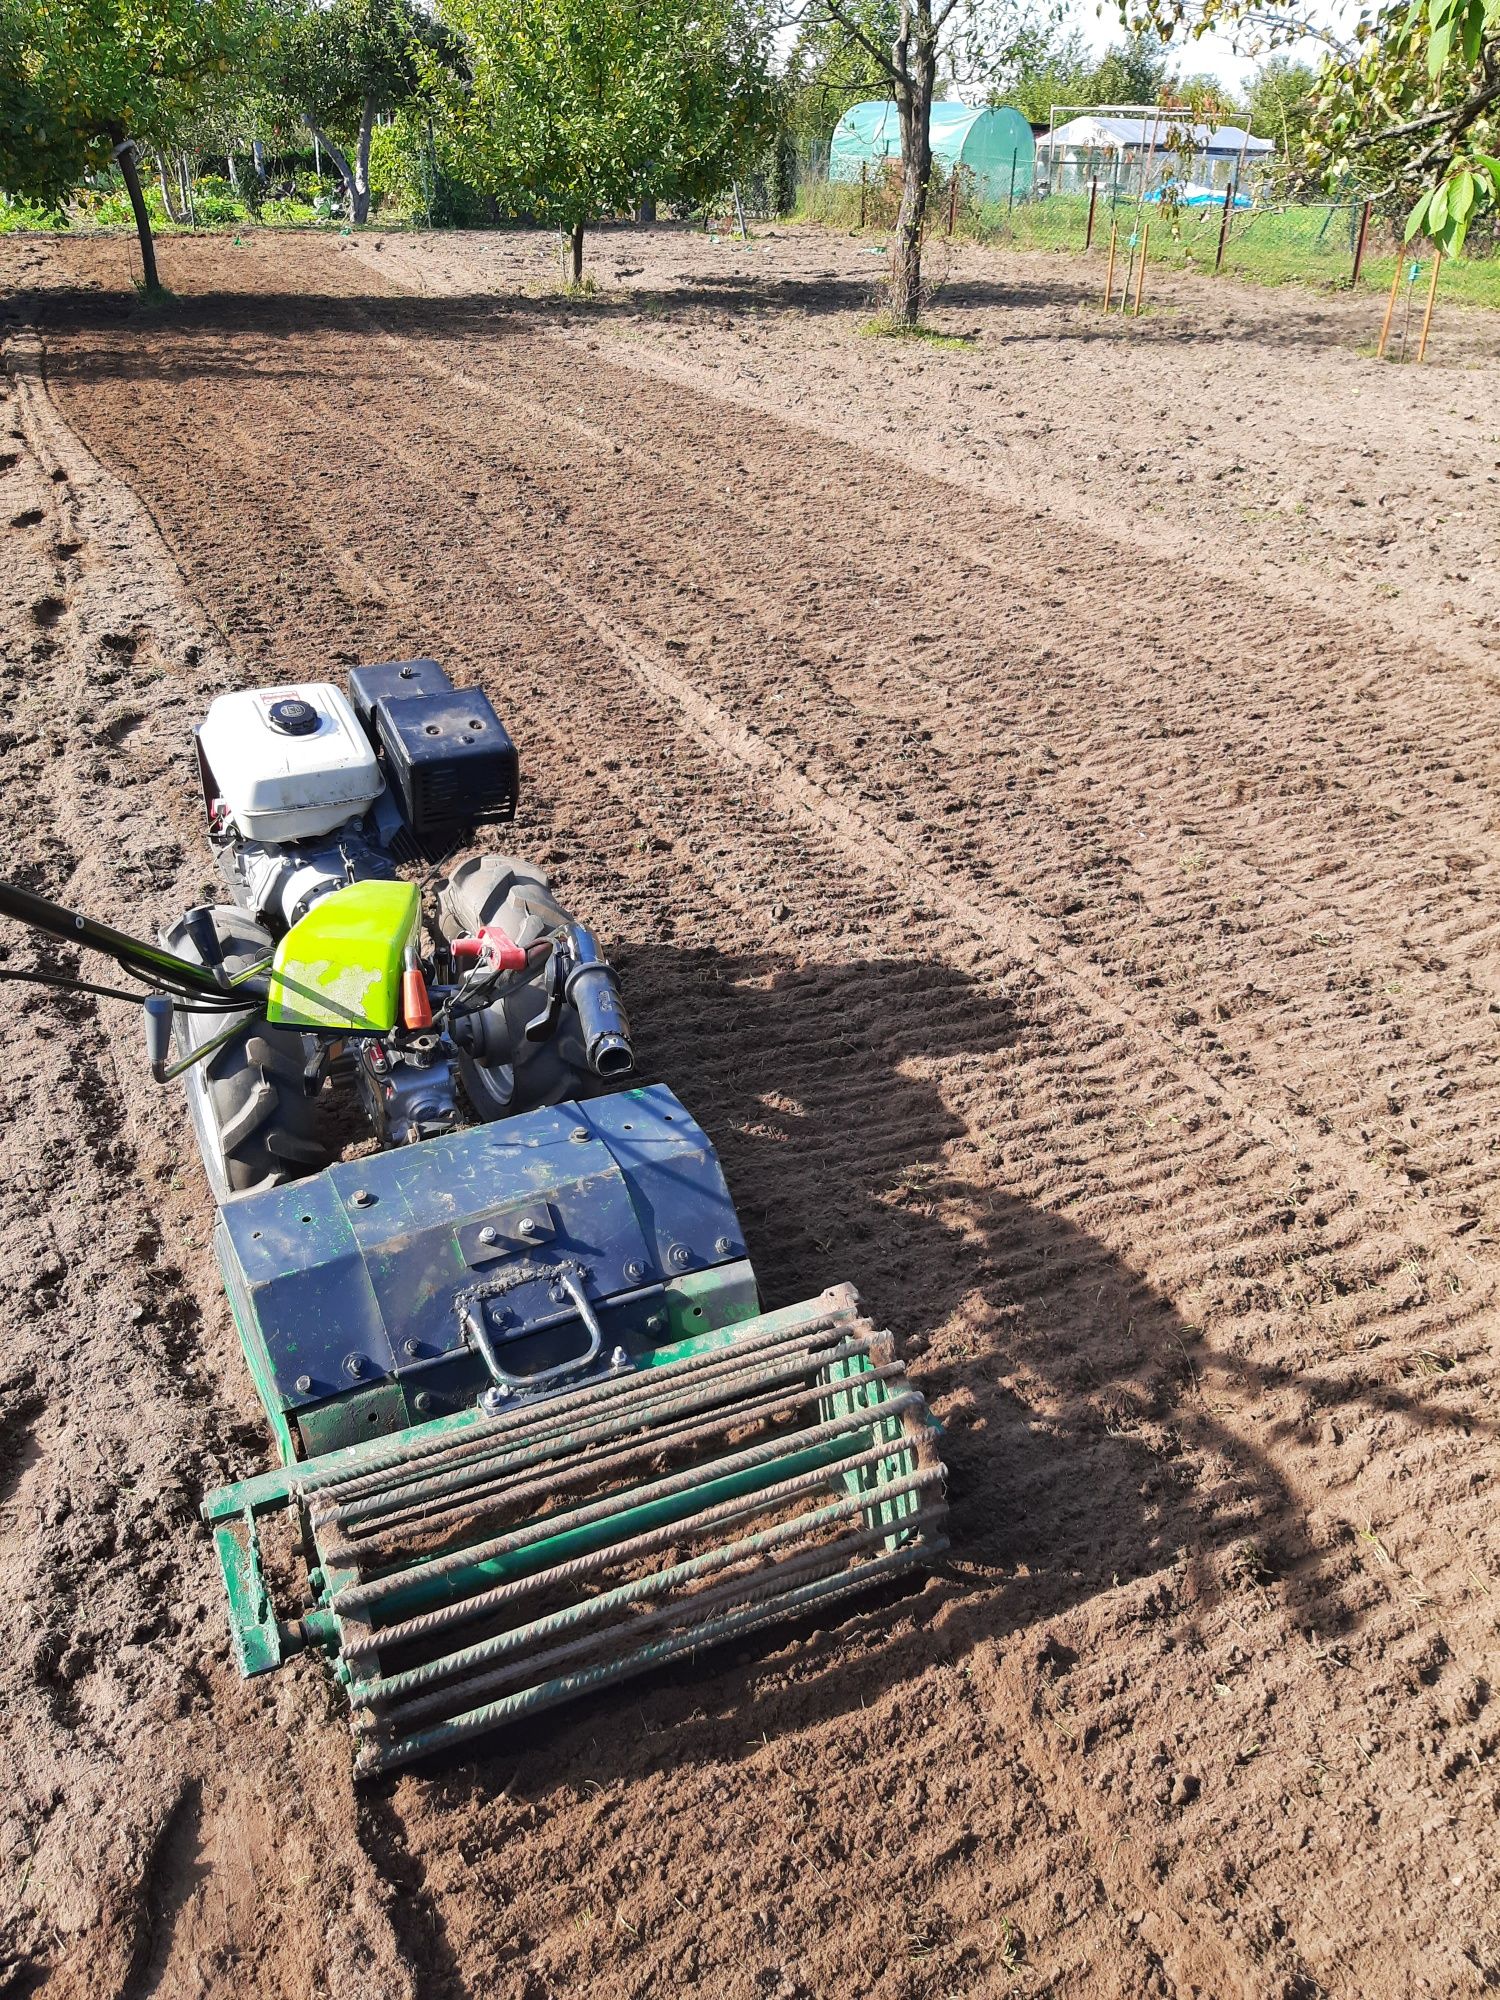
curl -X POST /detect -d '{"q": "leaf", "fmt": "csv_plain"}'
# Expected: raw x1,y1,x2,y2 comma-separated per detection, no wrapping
1404,187,1433,238
1427,15,1453,72
1428,178,1449,233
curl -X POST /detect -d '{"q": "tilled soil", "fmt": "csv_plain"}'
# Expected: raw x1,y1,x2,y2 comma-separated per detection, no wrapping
1,225,1498,2000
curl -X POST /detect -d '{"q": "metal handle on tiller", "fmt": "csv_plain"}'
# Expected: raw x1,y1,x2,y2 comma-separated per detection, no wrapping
460,1263,605,1399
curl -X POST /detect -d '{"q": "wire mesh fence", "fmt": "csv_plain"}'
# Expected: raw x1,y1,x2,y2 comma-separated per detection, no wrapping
794,152,1500,312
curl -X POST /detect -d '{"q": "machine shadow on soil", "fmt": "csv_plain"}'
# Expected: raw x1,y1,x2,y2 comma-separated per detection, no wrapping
341,938,1375,1819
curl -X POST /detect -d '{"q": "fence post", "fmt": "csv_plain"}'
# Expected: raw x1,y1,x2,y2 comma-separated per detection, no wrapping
1009,154,1018,213
1416,250,1442,362
859,161,866,230
1377,255,1403,358
1215,181,1234,274
1103,220,1118,309
946,166,959,238
1351,200,1372,288
1085,176,1099,251
1132,222,1150,315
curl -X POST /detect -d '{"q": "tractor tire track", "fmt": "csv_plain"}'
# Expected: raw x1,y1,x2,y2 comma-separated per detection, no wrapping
9,231,1500,2000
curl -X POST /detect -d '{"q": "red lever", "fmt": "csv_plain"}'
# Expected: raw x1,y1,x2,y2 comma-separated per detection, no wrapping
400,967,433,1029
451,926,528,974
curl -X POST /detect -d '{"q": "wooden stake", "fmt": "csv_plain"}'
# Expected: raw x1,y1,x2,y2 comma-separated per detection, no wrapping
1132,221,1150,315
1351,199,1371,287
859,161,867,230
1085,176,1099,251
1103,220,1118,309
946,166,959,238
1377,254,1403,358
1416,250,1442,362
1215,180,1234,274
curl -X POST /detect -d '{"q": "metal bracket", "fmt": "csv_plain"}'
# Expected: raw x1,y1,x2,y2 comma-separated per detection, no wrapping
458,1203,556,1266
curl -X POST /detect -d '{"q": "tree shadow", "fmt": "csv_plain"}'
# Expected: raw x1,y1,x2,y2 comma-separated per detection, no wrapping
8,252,1365,386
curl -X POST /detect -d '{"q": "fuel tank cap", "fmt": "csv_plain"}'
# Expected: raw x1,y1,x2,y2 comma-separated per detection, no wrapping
268,697,319,736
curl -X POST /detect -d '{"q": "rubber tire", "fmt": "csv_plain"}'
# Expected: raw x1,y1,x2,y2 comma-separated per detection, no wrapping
163,906,329,1203
434,856,598,1121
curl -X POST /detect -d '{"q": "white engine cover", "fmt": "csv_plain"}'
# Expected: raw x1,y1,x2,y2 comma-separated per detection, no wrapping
198,684,382,844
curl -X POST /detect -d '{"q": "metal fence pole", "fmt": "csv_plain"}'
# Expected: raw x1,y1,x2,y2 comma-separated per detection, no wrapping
1215,181,1234,274
1009,154,1018,213
946,166,959,238
1351,200,1372,287
859,161,866,230
1085,176,1099,251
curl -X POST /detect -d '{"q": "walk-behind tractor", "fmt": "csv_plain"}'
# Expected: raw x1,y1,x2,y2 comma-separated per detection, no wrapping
0,661,947,1776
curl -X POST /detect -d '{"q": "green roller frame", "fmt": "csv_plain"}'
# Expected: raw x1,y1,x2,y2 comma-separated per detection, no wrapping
203,1285,947,1776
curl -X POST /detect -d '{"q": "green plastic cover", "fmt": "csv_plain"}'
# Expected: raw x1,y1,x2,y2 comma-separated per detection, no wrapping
267,878,419,1031
828,100,1035,202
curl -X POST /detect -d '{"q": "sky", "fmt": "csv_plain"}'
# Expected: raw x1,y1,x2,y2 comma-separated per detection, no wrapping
1062,0,1349,94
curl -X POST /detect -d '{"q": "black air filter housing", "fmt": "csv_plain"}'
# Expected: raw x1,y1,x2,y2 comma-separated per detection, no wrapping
372,689,519,859
348,657,454,723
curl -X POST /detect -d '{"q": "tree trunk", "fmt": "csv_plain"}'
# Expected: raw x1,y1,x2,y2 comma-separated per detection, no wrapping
888,16,936,328
107,127,160,293
304,117,359,222
352,95,376,224
569,221,584,283
154,151,182,224
637,195,656,224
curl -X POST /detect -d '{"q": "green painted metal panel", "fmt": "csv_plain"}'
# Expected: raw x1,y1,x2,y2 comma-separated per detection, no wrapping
267,878,418,1030
297,1379,414,1457
213,1515,283,1675
656,1263,761,1350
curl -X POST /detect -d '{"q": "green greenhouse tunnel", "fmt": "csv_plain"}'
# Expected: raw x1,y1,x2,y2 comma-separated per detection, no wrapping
828,102,1036,203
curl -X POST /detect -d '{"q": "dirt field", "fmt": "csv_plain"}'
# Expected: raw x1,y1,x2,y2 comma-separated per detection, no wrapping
2,222,1499,2000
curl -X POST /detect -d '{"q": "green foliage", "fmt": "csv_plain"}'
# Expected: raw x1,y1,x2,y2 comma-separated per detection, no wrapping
999,26,1097,124
783,0,897,151
0,189,59,227
1132,0,1500,253
1000,26,1182,125
0,0,94,206
1088,30,1175,106
1243,56,1319,152
269,0,443,138
0,0,254,190
367,114,491,224
430,0,777,246
181,174,247,224
84,177,169,228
